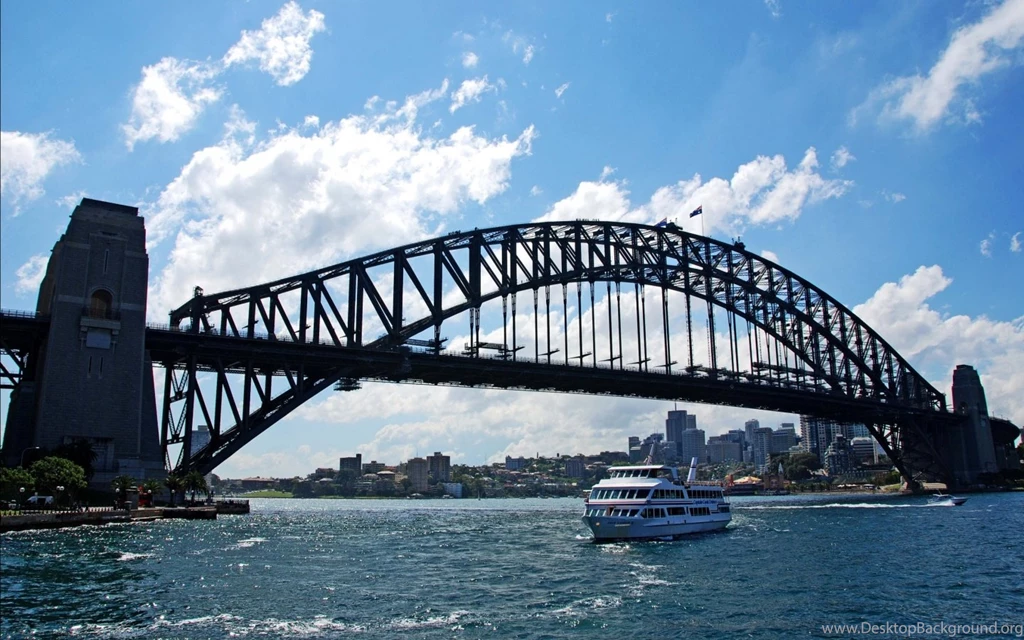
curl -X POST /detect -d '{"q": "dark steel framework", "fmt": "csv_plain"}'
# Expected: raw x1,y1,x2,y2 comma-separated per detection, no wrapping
155,221,958,484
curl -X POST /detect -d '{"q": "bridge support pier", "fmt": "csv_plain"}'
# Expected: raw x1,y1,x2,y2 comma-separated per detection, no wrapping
1,199,164,488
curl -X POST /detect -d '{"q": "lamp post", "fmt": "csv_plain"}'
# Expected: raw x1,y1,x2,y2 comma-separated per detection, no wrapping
57,485,65,509
20,446,41,468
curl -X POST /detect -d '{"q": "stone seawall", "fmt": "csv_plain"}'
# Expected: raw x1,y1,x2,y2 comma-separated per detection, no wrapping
1,506,220,532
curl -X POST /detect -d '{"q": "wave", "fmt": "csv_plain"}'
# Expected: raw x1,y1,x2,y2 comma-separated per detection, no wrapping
116,552,155,562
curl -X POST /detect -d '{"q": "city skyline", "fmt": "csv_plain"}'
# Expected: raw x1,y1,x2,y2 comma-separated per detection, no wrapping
2,1,1022,477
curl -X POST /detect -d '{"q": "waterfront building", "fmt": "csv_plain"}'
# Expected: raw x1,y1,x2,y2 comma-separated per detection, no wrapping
406,457,429,492
339,454,363,476
362,460,386,474
824,435,856,476
427,451,451,482
800,416,848,461
565,456,586,478
313,468,336,480
442,482,464,498
505,455,527,471
850,437,877,464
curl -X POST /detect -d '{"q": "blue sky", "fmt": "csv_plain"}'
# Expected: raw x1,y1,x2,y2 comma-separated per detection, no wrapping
2,1,1021,477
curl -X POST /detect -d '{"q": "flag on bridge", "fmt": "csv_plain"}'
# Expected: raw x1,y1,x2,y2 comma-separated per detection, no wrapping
655,218,668,228
689,205,703,218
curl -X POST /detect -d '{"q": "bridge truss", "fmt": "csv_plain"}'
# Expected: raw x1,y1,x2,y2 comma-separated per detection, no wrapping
155,221,959,484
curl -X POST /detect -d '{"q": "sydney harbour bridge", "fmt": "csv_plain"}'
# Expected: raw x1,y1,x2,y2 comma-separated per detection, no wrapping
0,199,1015,490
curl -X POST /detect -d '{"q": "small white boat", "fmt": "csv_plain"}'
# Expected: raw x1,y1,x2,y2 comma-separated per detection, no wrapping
930,493,967,506
581,458,730,542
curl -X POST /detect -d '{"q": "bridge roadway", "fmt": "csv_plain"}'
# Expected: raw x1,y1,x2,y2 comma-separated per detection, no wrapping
2,308,959,426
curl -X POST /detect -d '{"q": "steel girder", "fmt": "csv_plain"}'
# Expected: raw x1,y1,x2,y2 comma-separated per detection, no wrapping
161,221,953,479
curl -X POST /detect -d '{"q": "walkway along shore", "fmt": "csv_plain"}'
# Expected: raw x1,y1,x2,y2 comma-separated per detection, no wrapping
0,501,249,533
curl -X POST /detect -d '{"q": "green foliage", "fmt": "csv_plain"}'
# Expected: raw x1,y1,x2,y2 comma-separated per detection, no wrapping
112,475,136,493
29,457,87,496
184,471,208,502
0,467,35,499
774,452,823,481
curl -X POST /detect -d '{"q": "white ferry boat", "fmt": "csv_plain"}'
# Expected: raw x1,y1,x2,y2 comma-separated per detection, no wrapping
581,458,731,542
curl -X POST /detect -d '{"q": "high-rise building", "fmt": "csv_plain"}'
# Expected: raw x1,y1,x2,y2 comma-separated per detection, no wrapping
707,436,742,464
744,419,760,445
188,425,211,458
406,457,428,492
752,427,774,469
772,429,798,454
505,455,527,471
678,428,706,464
666,410,688,443
850,437,877,464
362,460,386,474
427,451,451,482
339,454,363,476
824,435,856,476
800,416,849,460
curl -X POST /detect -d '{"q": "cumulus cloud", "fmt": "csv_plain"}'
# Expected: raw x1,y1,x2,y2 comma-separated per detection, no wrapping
0,131,81,207
764,0,782,18
761,249,780,263
830,145,855,169
145,86,535,316
1011,232,1021,253
462,51,479,68
450,76,496,113
15,254,49,294
854,265,1024,424
535,147,851,236
854,0,1024,131
223,1,326,86
122,57,223,150
554,82,570,99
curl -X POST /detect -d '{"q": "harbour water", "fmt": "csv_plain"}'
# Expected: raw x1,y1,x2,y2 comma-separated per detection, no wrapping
2,492,1022,638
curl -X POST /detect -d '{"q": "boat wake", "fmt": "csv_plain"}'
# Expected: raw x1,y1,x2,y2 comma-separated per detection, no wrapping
739,502,955,510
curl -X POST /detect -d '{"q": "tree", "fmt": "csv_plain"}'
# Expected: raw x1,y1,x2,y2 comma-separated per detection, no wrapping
30,457,87,499
780,452,822,481
0,467,35,501
183,471,207,504
164,474,183,506
142,479,163,505
112,475,136,509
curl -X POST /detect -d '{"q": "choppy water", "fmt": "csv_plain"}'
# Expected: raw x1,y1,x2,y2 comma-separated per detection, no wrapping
2,493,1022,638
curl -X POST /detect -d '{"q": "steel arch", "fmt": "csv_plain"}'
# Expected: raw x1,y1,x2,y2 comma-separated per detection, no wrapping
160,221,951,478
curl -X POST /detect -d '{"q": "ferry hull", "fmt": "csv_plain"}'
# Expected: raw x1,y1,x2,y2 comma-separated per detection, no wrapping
582,514,730,542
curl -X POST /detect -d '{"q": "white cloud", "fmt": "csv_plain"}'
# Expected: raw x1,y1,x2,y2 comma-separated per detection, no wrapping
503,31,536,65
1011,232,1021,253
854,265,1024,425
606,12,616,23
223,1,326,86
56,190,87,211
462,51,479,68
554,82,570,99
761,249,780,263
146,84,536,316
599,166,616,180
536,147,851,237
830,145,855,169
855,0,1024,131
449,76,496,113
0,131,81,207
530,185,543,196
303,115,319,129
764,0,782,18
980,232,995,257
884,191,907,203
122,57,222,150
15,254,49,294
